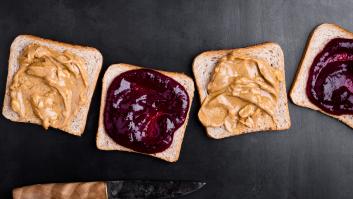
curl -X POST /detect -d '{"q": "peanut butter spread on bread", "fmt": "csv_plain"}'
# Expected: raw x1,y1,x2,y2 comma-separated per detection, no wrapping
198,52,283,133
10,44,88,129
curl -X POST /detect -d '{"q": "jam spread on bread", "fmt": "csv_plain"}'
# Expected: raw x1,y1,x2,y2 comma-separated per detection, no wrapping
103,69,189,153
307,38,353,115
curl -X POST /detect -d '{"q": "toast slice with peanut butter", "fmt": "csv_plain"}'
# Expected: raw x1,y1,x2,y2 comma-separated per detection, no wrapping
2,35,103,136
193,43,291,139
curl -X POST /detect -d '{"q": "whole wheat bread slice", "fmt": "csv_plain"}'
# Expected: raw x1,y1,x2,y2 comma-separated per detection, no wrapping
193,43,291,139
96,63,195,162
2,35,103,136
290,23,353,128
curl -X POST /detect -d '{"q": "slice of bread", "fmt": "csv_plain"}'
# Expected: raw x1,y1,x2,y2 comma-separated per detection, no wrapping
290,23,353,128
2,35,103,136
96,63,195,162
193,43,291,139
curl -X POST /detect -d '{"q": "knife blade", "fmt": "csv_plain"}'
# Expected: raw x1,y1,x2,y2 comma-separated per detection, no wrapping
13,180,206,199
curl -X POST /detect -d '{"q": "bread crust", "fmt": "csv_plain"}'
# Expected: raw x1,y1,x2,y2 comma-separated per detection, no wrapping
193,42,291,139
290,23,353,128
96,63,195,162
2,35,103,136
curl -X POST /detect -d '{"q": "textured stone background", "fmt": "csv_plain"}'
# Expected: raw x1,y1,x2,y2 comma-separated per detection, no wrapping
1,0,353,198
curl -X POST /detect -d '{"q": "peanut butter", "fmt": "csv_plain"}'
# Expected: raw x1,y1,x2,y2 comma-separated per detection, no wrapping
10,44,88,129
198,52,283,133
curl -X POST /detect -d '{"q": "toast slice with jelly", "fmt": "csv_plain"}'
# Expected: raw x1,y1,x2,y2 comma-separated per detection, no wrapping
96,63,194,162
290,23,353,128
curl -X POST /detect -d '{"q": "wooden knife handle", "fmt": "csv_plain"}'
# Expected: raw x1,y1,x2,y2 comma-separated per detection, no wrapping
13,182,107,199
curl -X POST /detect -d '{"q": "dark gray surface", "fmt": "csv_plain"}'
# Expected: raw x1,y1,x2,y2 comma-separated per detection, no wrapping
1,0,353,198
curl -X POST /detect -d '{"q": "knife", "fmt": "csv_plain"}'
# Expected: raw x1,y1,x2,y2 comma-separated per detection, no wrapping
13,180,206,199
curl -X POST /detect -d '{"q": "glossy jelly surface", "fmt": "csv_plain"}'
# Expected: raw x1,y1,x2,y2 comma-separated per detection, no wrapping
307,38,353,115
104,69,190,153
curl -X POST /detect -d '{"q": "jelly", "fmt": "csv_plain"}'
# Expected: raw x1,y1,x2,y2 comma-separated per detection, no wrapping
307,38,353,115
104,69,189,153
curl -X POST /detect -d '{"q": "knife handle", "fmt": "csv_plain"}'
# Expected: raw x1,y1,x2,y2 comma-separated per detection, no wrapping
13,182,107,199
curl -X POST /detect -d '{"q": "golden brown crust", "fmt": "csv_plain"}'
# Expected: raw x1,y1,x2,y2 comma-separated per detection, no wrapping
14,35,101,53
194,42,280,57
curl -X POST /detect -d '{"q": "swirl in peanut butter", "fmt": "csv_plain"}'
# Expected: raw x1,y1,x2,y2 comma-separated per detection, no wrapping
198,52,283,134
10,44,88,129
